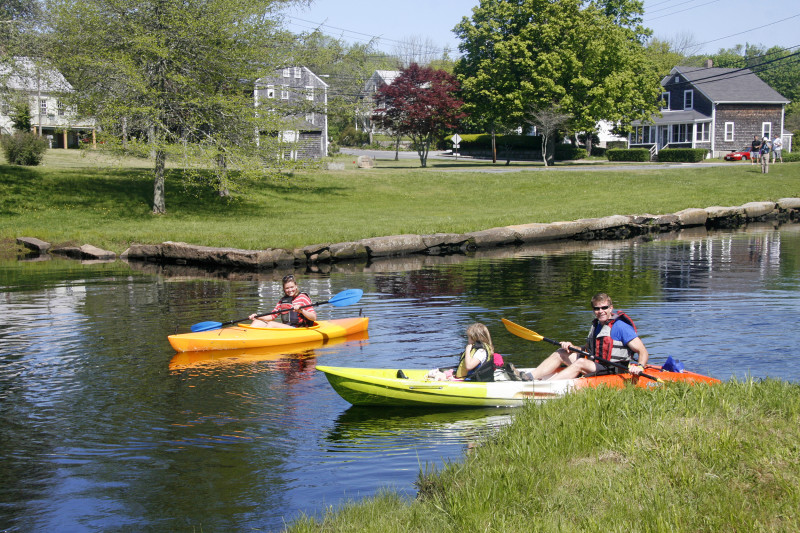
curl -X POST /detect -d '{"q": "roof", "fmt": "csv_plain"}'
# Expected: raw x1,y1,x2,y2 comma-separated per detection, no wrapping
0,57,73,93
631,109,711,126
663,66,789,104
363,70,400,93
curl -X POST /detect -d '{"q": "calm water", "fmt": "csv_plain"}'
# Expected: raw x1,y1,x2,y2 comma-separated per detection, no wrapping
1,223,799,531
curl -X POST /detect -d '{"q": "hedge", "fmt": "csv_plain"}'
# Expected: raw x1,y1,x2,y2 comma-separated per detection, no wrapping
657,148,708,162
458,134,542,151
607,148,650,162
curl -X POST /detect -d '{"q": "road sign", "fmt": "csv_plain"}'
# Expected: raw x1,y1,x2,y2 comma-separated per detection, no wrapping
451,133,462,146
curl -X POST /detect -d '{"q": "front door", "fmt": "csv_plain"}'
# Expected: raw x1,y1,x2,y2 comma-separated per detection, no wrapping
659,126,669,149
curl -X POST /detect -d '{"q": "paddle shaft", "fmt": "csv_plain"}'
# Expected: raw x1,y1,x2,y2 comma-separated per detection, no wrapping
226,300,324,328
541,336,661,382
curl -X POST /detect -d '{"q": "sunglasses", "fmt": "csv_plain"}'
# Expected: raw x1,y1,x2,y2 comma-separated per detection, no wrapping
592,305,611,311
282,274,295,283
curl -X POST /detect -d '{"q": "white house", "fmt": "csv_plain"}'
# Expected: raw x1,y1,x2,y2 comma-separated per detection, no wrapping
1,57,96,148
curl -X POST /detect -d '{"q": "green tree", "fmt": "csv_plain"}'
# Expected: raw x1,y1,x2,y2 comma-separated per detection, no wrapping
454,0,661,165
46,0,303,214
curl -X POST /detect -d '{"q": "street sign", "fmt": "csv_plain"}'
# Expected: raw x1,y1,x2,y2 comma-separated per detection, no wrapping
451,133,462,146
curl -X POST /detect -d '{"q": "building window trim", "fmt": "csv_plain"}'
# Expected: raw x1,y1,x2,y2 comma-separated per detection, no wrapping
724,122,734,142
762,122,772,139
683,90,693,110
660,92,670,110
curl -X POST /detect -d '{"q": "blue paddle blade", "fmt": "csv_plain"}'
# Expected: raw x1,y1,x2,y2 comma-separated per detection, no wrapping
329,288,363,307
190,321,224,333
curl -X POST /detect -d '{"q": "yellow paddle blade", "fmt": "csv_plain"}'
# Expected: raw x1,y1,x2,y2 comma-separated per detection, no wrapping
501,318,544,342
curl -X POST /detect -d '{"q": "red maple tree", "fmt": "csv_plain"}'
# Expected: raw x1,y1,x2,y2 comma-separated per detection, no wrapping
372,63,466,167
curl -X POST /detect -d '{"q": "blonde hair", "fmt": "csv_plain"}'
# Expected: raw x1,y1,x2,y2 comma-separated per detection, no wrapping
466,322,493,353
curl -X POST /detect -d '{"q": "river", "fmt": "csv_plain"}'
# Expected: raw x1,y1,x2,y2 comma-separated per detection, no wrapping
1,223,798,531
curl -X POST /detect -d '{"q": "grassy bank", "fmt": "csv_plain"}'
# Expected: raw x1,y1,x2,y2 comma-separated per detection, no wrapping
1,149,799,254
288,379,800,532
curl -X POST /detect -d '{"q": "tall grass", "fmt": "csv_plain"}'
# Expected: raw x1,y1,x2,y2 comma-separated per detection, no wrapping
289,379,800,532
1,149,798,254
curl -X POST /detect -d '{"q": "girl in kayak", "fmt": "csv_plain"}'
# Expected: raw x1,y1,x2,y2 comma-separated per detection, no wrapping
427,323,495,380
248,274,316,328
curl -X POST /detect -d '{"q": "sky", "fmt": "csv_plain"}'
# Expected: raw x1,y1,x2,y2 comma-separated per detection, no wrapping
285,0,800,58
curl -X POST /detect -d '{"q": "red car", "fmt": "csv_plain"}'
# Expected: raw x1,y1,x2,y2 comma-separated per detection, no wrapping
723,148,752,161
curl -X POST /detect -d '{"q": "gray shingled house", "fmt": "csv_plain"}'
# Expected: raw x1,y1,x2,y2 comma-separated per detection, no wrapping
254,66,329,160
630,63,791,159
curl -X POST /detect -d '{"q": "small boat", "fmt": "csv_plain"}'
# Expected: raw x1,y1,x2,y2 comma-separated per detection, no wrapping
169,330,369,369
316,365,720,408
168,316,369,352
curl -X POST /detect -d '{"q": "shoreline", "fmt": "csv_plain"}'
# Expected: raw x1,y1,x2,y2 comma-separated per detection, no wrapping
17,198,800,271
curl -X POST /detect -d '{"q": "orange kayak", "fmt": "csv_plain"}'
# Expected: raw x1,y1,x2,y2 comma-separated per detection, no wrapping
168,316,369,352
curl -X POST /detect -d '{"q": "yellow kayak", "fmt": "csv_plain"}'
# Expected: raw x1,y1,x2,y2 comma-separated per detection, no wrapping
168,316,369,352
317,365,720,408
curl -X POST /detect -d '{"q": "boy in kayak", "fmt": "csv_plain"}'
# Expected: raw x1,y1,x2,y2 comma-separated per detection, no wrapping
248,274,316,328
526,293,649,380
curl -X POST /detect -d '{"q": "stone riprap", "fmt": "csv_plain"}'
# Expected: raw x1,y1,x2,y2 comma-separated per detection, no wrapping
17,198,800,270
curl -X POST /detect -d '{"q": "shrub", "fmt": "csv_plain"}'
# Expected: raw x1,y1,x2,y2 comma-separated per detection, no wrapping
657,148,708,162
607,148,650,162
459,134,542,151
590,146,607,157
606,140,628,150
1,132,49,165
337,125,369,147
782,151,800,162
554,144,587,160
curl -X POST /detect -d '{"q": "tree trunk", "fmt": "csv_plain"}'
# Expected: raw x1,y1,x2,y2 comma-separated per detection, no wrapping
394,135,400,161
546,134,556,167
152,149,166,214
217,151,229,197
541,134,549,166
491,126,497,164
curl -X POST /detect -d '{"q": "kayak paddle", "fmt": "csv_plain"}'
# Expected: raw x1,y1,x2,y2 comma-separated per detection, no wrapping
190,288,364,333
501,318,663,383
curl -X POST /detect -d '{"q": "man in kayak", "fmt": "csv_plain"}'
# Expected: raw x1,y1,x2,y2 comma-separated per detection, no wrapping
248,274,316,328
526,293,649,380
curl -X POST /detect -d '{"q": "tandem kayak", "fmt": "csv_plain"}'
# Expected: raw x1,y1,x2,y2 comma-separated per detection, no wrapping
168,316,369,352
316,365,720,408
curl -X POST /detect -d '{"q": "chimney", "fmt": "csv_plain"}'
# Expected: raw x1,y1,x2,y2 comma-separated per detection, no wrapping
705,59,713,68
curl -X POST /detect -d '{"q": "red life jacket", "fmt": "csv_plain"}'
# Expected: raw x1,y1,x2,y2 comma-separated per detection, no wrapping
590,312,637,362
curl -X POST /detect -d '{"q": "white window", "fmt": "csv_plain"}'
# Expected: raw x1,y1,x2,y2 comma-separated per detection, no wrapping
660,92,670,110
40,99,47,115
305,113,314,124
724,122,734,142
762,122,772,139
281,85,289,100
695,122,710,142
266,85,275,99
305,86,314,101
57,100,65,116
672,123,689,143
294,67,302,79
1,100,9,115
683,90,693,110
282,67,290,77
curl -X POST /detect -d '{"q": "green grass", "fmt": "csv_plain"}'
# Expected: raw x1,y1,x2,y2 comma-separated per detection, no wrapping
288,379,800,532
1,149,799,254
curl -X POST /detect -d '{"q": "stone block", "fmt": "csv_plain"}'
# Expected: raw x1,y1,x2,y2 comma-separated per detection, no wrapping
16,237,51,253
360,234,427,257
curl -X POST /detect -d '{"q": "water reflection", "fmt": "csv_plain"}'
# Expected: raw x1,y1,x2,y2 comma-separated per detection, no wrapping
0,223,798,531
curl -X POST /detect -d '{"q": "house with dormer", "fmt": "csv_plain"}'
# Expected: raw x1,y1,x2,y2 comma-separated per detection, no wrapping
629,62,791,159
254,66,329,159
1,57,96,148
358,70,400,142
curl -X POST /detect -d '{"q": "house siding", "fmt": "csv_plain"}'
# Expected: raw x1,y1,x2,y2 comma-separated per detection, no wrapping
255,66,328,159
714,104,784,153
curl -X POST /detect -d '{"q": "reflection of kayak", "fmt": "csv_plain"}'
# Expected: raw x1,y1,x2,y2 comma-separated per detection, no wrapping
168,317,369,352
169,330,369,369
316,365,720,408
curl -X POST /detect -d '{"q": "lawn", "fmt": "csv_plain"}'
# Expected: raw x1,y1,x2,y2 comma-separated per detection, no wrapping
1,148,798,255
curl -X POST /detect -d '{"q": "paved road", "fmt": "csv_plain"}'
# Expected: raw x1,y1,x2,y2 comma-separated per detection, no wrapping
339,147,731,172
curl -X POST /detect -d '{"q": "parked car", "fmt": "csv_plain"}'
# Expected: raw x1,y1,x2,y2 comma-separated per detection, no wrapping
723,148,752,161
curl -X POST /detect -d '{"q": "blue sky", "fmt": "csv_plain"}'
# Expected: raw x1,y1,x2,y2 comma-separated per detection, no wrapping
286,0,800,57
